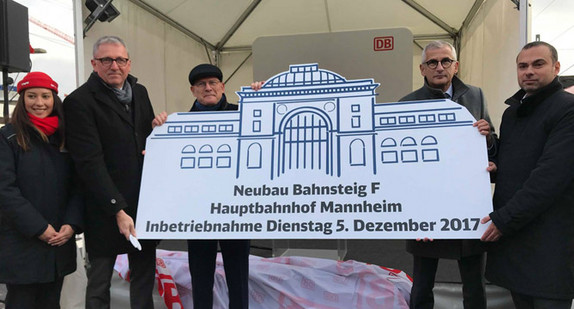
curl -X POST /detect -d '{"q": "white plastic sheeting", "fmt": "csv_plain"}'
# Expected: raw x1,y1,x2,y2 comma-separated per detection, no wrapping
114,250,412,309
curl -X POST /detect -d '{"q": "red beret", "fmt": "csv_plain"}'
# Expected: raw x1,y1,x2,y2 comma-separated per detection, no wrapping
17,72,59,94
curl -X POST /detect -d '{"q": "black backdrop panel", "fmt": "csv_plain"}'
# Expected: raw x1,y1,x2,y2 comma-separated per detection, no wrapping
0,0,30,73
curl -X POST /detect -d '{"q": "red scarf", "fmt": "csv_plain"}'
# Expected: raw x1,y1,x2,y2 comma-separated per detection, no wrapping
28,113,59,136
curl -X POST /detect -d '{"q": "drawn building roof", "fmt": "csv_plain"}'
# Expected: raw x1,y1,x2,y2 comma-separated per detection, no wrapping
263,64,346,88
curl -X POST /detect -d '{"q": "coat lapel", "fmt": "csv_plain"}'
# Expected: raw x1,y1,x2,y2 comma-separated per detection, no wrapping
88,74,134,127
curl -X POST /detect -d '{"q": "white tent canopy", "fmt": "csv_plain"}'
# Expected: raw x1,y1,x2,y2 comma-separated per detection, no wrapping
128,0,481,55
78,0,521,131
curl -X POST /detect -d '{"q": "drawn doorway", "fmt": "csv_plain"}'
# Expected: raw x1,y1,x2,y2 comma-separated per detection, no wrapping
279,110,331,176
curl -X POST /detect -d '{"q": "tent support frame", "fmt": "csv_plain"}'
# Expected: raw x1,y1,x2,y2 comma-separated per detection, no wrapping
129,0,487,83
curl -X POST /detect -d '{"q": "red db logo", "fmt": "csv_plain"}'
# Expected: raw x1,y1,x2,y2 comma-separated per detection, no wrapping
374,36,394,51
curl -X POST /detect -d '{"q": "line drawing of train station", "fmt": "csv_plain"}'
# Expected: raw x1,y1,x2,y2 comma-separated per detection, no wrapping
150,63,475,180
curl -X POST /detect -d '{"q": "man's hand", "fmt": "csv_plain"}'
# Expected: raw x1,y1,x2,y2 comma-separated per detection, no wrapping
480,215,502,242
38,224,58,243
487,161,497,172
143,111,169,154
250,81,266,91
116,210,136,240
152,111,168,129
474,118,496,147
473,119,491,136
48,224,74,246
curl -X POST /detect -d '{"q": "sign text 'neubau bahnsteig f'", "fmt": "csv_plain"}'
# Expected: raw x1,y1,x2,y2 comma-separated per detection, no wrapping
136,63,492,240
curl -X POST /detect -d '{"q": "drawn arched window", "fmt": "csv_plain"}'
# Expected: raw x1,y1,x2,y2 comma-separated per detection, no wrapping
198,144,213,168
217,144,232,168
400,137,417,163
380,138,398,164
182,145,196,153
349,139,366,166
381,138,397,147
421,135,439,162
247,143,262,169
199,145,213,153
400,137,417,146
217,144,232,153
421,136,438,145
181,145,196,169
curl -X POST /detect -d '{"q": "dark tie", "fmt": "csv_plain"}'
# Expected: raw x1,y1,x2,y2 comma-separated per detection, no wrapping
444,93,451,99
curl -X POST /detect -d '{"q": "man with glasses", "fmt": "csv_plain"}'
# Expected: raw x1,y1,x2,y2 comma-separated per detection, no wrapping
400,41,495,309
64,36,157,309
186,64,249,309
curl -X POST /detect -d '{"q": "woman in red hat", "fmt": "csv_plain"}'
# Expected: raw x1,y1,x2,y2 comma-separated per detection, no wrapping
0,72,83,308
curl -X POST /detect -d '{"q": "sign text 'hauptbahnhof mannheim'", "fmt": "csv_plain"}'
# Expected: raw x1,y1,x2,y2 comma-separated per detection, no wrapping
136,64,492,240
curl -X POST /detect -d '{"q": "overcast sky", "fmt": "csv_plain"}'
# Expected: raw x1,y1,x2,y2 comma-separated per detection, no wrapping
532,0,574,75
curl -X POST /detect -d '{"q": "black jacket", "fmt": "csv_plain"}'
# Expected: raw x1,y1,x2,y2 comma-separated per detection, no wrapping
64,72,156,256
486,78,574,299
400,76,494,259
0,124,82,284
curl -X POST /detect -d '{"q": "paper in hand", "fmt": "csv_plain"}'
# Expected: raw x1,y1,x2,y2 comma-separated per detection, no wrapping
129,234,142,251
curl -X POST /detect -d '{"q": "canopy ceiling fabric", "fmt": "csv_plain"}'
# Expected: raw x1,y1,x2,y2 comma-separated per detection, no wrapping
129,0,487,56
82,0,517,136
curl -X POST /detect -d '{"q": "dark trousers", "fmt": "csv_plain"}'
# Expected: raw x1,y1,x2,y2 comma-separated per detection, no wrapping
85,244,156,309
5,278,64,309
188,239,250,309
511,291,573,309
410,254,486,309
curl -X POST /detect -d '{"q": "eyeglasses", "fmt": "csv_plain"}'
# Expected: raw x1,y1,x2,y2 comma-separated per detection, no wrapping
194,80,221,88
95,57,130,67
424,58,455,69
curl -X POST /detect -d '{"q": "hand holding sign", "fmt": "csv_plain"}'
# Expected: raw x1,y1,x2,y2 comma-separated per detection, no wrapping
136,64,492,240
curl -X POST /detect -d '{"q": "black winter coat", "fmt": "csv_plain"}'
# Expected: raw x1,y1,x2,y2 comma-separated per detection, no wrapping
0,124,82,284
64,73,156,256
486,78,574,299
400,76,495,259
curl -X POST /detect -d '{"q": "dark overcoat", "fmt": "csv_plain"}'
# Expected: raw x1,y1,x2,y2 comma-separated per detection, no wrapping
0,124,82,284
64,72,156,256
400,75,495,259
486,78,574,299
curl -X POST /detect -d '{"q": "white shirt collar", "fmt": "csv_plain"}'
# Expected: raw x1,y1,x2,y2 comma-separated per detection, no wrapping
445,84,454,98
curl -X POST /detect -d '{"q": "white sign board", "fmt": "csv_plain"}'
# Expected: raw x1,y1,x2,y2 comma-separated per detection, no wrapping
136,64,492,240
